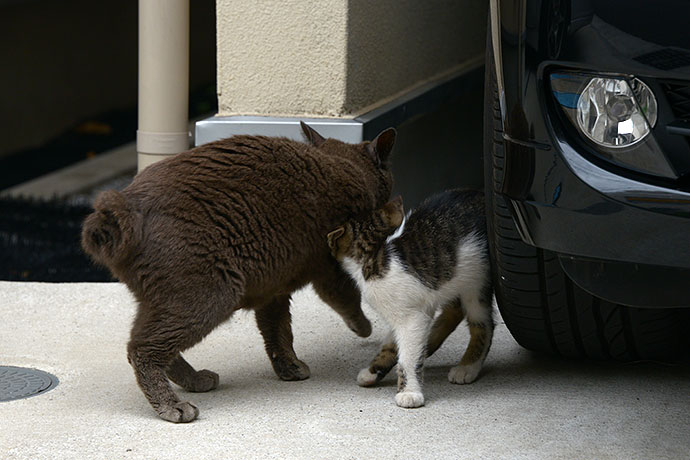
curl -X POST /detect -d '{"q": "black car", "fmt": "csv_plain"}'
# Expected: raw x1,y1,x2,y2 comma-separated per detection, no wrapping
484,0,690,361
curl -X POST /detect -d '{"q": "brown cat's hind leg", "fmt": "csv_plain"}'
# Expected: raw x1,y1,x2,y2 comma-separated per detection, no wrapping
255,295,310,381
166,354,219,393
128,313,200,423
128,282,240,423
312,260,372,337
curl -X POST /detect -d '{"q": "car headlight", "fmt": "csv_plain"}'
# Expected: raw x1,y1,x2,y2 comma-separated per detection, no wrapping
576,77,657,148
550,72,677,179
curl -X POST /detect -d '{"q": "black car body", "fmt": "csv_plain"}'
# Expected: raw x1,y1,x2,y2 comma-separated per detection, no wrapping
485,0,690,360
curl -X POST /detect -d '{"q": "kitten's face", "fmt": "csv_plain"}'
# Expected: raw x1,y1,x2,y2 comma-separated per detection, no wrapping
327,196,404,261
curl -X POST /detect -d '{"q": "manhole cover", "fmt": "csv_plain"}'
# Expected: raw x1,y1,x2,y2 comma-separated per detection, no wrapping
0,366,59,402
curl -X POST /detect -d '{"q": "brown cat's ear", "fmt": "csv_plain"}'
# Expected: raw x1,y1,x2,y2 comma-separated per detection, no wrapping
327,226,351,258
366,128,396,166
301,121,326,147
380,195,404,228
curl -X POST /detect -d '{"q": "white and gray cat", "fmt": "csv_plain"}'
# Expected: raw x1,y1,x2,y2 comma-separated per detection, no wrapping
327,188,493,408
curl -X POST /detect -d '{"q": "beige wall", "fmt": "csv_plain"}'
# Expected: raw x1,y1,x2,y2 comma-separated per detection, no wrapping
217,1,349,118
344,0,486,114
217,0,487,118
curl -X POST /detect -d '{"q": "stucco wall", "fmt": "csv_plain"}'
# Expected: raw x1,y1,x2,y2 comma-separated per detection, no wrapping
343,0,486,114
217,0,487,118
216,1,350,118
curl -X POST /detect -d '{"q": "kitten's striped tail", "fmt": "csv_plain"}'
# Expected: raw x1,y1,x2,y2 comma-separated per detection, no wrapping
81,190,140,267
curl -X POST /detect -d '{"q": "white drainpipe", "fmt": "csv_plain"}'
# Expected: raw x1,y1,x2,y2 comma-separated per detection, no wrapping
137,0,190,173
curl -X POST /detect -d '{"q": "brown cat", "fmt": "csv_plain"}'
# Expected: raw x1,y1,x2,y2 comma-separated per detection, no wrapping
81,122,396,423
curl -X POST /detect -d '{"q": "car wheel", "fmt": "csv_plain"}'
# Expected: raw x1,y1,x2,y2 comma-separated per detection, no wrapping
483,34,690,362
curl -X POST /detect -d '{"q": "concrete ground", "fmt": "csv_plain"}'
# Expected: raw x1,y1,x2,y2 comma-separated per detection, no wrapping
1,281,688,460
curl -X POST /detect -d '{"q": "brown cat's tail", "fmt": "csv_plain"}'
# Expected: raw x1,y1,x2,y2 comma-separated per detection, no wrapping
81,190,140,267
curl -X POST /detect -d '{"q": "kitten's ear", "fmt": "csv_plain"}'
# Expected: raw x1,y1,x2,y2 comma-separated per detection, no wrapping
327,227,345,248
380,195,404,228
327,226,351,258
366,128,396,166
301,121,326,147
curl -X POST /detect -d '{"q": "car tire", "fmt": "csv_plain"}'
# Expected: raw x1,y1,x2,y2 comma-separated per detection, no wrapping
483,35,690,362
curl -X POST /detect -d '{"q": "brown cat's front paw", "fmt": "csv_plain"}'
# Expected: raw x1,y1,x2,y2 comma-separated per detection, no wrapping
347,316,372,338
157,401,199,423
188,369,219,392
272,357,311,381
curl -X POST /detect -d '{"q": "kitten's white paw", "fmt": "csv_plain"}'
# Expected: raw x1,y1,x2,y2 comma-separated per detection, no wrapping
448,363,481,384
395,391,425,408
357,368,378,387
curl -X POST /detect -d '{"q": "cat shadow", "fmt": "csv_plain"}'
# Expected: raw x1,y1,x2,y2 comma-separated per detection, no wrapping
114,316,689,419
116,351,689,421
428,348,689,403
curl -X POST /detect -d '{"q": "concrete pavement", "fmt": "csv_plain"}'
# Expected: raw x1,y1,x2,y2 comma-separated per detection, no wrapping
1,281,688,459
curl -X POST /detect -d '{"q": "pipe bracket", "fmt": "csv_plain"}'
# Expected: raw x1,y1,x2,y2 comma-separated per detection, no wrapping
136,130,190,155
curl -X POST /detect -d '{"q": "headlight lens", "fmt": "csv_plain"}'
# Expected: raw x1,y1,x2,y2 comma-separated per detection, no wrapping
550,71,678,179
576,77,657,148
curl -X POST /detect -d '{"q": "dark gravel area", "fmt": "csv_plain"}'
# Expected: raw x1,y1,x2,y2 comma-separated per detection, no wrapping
0,196,114,282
